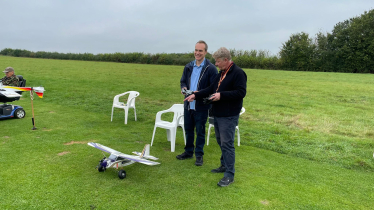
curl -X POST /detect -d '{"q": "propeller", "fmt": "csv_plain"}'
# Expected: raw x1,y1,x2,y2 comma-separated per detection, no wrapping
96,156,107,172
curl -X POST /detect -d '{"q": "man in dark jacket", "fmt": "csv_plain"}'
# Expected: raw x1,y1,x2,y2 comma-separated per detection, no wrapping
184,47,247,186
178,40,218,166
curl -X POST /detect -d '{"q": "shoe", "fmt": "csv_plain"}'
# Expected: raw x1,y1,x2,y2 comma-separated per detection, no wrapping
217,177,234,187
211,165,226,173
195,156,203,166
176,152,193,160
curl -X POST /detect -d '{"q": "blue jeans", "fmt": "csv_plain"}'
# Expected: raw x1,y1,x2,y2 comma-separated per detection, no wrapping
214,115,239,178
184,109,208,157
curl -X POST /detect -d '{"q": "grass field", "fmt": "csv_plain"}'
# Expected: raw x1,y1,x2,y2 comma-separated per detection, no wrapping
1,56,374,209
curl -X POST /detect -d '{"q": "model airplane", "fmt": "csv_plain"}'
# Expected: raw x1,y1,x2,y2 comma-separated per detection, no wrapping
87,142,160,179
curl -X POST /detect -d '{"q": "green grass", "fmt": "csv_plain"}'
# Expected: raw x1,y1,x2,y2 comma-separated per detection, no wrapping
1,56,374,209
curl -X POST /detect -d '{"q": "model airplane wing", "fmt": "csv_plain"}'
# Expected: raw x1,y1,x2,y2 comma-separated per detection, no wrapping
87,142,121,154
88,142,160,165
117,153,160,166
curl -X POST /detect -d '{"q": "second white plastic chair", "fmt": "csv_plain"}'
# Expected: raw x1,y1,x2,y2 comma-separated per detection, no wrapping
207,107,245,146
151,104,186,152
111,91,140,124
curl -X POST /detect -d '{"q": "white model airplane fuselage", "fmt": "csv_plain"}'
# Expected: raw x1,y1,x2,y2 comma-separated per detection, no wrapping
87,142,159,179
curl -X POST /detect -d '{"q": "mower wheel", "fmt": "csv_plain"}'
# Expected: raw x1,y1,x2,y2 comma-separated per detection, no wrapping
15,109,26,119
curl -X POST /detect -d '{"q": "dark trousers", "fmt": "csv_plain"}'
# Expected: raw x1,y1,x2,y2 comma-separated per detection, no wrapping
214,115,239,178
184,109,208,157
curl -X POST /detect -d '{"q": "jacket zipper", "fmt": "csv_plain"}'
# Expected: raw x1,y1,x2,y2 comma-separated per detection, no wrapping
187,63,210,111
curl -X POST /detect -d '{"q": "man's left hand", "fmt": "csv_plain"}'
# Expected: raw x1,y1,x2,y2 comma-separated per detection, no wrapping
210,92,220,101
184,94,195,102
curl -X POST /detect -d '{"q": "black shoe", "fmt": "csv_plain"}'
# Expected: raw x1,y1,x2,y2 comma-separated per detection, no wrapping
211,165,226,173
176,152,193,160
217,177,234,187
195,156,203,166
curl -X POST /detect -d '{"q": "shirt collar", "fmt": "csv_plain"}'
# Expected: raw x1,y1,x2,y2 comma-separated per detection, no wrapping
220,62,234,74
193,58,205,67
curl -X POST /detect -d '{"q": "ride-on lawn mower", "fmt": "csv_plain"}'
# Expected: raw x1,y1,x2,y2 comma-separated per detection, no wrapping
0,75,27,120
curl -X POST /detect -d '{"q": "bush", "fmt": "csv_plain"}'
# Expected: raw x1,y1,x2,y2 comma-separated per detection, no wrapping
280,9,374,73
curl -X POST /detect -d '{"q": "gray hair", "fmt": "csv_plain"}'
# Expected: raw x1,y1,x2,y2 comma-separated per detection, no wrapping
212,47,231,61
196,40,208,51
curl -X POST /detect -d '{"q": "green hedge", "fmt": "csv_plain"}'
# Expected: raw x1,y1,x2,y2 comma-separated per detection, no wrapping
0,48,281,70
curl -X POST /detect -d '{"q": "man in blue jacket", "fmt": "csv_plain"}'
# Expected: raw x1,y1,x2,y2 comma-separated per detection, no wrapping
178,40,218,166
184,47,247,186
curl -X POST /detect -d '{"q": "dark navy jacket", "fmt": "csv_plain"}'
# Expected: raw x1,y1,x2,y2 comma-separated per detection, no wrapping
180,59,218,111
194,63,247,117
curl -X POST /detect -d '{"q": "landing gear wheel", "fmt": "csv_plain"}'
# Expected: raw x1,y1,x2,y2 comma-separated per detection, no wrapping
98,166,105,172
118,170,126,179
15,109,26,119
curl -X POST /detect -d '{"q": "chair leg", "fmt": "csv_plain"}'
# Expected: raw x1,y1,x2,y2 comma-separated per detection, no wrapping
236,126,240,146
134,108,137,121
165,129,176,152
124,108,129,124
169,129,176,152
166,129,171,142
207,124,213,146
151,126,157,146
111,107,114,122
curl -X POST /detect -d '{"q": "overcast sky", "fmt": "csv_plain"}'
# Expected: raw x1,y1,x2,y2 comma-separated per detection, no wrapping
1,0,373,56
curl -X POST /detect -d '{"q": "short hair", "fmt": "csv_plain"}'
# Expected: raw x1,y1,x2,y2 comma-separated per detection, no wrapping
212,47,231,61
196,40,208,52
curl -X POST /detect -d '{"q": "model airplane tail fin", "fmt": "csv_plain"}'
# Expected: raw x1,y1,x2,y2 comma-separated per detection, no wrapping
132,144,158,160
140,144,150,158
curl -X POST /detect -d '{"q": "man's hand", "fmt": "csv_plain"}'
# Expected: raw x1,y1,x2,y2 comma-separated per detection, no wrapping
184,94,195,102
210,92,221,101
181,87,187,95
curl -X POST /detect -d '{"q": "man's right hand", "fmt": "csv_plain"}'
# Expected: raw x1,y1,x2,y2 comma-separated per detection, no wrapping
181,87,187,95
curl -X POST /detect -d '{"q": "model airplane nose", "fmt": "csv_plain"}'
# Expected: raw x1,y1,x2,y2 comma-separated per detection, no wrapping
101,160,107,167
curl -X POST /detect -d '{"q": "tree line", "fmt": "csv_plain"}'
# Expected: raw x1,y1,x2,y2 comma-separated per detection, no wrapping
1,9,373,73
0,48,281,70
279,9,374,73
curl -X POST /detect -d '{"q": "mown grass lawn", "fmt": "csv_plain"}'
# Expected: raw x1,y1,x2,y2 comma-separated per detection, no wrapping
1,56,374,209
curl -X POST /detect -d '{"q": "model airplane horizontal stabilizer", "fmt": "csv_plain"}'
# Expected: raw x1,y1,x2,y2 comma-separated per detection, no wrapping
132,144,159,160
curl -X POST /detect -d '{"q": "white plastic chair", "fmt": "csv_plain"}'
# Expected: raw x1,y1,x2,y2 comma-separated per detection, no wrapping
111,91,139,124
207,107,245,146
151,104,186,152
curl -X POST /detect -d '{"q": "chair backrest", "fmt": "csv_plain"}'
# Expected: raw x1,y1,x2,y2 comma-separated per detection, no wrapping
17,75,26,87
11,75,26,101
237,107,245,126
169,104,184,124
126,91,140,107
113,91,139,107
240,107,245,115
